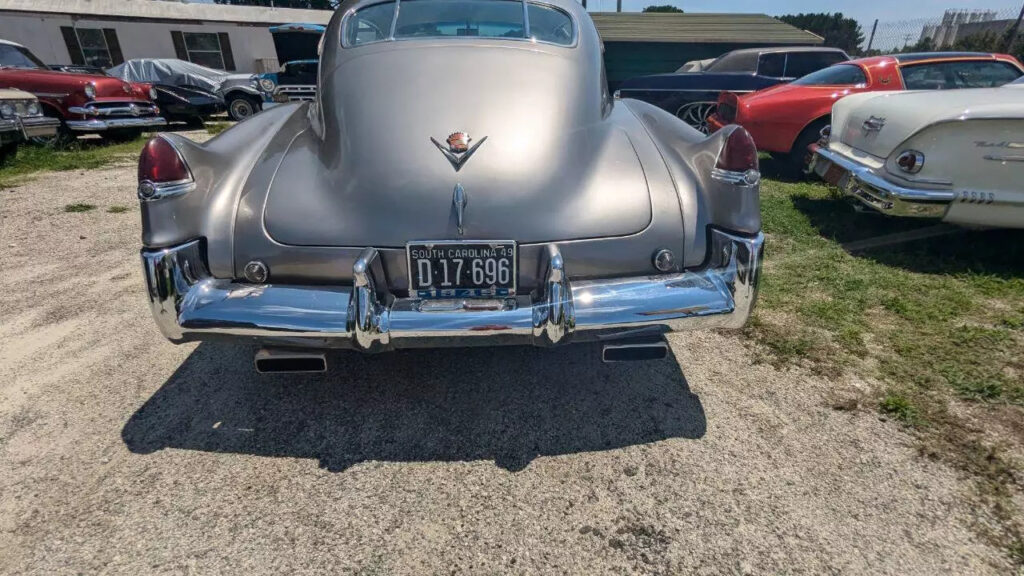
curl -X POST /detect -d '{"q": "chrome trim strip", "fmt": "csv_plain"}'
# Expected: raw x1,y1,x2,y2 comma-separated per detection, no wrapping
31,92,70,99
141,229,764,350
711,167,760,187
138,179,196,201
617,89,755,94
811,146,955,218
66,117,167,131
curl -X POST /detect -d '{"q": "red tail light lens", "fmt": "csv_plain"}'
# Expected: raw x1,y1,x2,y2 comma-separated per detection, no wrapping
716,127,759,172
139,137,190,184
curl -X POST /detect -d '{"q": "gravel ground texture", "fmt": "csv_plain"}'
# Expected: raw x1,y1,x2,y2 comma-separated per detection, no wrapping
0,133,1015,575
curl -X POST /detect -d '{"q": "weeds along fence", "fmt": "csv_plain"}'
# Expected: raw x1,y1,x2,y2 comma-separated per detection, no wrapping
861,6,1023,58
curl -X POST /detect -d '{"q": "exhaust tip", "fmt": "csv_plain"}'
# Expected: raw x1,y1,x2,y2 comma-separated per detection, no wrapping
602,341,669,363
254,349,327,373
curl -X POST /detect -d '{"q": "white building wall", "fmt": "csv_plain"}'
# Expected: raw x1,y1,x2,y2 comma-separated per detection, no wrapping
0,12,282,73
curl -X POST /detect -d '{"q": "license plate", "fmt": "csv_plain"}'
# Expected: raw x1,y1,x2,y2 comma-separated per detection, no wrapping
823,162,847,186
407,241,516,298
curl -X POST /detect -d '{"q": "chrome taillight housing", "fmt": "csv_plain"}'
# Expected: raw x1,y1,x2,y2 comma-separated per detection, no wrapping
895,150,925,174
138,136,195,201
712,127,760,186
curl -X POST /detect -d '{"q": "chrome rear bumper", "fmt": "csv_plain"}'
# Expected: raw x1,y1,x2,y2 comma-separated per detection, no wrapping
809,145,954,218
141,229,763,351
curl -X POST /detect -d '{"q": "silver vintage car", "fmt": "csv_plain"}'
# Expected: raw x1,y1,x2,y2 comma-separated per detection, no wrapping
139,0,764,372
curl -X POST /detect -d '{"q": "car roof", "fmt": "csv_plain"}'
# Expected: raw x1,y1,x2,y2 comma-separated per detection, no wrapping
852,52,1006,68
0,39,26,48
894,51,997,62
723,46,847,56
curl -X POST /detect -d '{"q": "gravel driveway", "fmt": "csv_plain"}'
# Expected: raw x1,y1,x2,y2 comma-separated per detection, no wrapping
0,143,1015,574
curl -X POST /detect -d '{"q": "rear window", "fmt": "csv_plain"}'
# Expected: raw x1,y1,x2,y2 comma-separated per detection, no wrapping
344,0,575,47
901,60,1022,90
704,51,758,73
757,53,785,77
785,51,848,78
792,64,867,86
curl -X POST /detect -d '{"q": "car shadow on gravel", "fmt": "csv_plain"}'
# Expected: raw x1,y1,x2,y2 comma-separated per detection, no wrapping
122,341,706,472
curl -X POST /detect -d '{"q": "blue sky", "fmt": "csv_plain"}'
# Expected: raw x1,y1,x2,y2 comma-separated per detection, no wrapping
586,0,1021,24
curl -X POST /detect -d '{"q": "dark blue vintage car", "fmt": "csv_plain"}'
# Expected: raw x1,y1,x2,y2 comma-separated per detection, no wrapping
615,46,849,133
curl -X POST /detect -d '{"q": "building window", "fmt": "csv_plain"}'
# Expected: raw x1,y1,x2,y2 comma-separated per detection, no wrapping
59,27,124,69
170,31,236,71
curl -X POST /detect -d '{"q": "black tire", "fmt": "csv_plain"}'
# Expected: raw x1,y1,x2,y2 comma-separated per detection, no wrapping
786,118,829,177
0,141,17,166
102,129,144,143
184,116,205,128
227,94,260,122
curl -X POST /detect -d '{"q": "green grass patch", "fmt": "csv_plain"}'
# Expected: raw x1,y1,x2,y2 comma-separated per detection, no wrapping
753,178,1024,405
0,136,150,188
205,122,231,136
63,203,96,213
107,205,131,214
879,392,920,425
751,174,1024,563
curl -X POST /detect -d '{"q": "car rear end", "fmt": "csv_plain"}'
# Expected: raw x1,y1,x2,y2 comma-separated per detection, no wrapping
810,89,1024,228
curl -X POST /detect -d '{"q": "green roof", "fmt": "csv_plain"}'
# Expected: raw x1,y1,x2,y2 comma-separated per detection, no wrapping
589,12,825,44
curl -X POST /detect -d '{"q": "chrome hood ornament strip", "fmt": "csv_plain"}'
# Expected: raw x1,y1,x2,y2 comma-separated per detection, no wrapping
452,183,468,236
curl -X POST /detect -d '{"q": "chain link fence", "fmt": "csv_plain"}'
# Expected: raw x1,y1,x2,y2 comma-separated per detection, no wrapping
861,7,1023,57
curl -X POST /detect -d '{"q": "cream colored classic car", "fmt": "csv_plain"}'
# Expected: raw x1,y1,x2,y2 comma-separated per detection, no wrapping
810,77,1024,229
0,87,59,163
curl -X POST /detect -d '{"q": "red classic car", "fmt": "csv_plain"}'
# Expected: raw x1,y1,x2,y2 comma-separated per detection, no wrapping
0,39,165,142
706,52,1024,170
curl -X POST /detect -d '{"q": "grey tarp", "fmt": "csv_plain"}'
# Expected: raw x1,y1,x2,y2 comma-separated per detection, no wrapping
107,59,249,94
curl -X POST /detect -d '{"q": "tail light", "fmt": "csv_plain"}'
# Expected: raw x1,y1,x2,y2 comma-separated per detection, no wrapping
895,150,924,174
712,127,760,186
137,137,195,201
716,92,739,123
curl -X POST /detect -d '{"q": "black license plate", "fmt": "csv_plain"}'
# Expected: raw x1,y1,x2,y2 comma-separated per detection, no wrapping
407,241,517,298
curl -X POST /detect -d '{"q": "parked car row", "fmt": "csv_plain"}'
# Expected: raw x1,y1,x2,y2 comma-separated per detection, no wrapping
618,47,1023,229
0,38,301,160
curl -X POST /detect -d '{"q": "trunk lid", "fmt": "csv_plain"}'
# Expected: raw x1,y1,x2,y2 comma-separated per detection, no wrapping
263,45,651,247
835,88,1023,159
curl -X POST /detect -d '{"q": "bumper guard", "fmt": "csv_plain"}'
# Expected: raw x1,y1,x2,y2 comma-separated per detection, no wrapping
810,145,954,218
142,229,764,351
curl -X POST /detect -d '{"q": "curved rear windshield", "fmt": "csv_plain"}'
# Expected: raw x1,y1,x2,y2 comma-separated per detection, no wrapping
792,64,867,86
345,0,575,47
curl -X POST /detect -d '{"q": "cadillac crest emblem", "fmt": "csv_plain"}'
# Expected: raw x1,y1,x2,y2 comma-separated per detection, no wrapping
431,131,487,172
446,132,470,153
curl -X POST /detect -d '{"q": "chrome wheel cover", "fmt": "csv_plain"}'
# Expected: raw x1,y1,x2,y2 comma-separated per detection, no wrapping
677,102,717,134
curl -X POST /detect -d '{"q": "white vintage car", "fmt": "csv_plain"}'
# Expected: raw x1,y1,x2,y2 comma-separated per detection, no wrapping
810,77,1024,229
